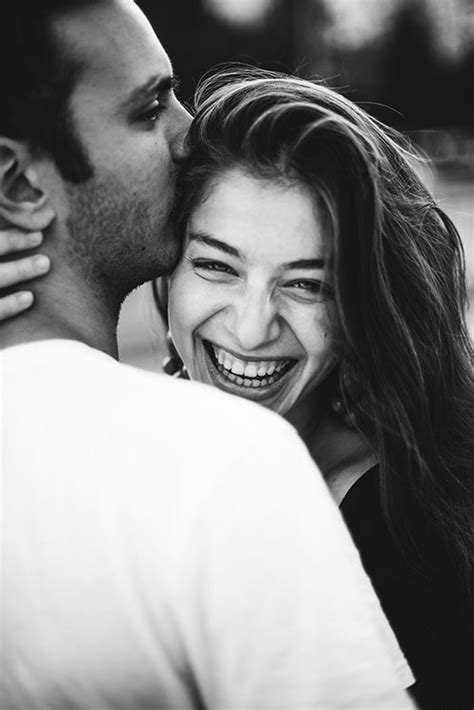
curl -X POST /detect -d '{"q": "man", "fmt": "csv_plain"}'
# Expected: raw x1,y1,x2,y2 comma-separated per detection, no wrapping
0,1,416,707
0,0,189,346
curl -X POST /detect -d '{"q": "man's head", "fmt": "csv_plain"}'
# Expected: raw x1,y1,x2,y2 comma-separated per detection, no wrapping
0,0,191,306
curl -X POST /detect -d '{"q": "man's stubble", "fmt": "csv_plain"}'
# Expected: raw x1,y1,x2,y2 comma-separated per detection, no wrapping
64,169,181,306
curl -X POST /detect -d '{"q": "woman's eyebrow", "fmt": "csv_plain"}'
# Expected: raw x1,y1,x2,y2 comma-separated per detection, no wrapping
282,258,326,269
188,232,241,259
187,233,325,269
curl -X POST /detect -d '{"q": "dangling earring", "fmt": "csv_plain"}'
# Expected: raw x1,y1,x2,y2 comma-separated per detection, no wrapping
162,331,187,378
330,386,357,429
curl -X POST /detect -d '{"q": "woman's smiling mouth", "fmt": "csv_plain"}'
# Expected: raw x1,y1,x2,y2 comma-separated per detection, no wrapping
202,339,298,401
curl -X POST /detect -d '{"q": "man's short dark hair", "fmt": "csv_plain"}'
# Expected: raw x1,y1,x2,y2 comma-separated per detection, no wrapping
0,0,107,182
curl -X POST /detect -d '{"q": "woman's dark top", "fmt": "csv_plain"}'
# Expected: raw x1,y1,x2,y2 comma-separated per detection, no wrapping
340,466,474,710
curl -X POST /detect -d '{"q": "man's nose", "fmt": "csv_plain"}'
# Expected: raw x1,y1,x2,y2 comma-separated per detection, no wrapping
171,102,192,162
227,292,281,353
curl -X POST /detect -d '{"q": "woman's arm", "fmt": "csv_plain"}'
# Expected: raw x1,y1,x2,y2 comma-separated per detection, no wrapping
0,229,50,320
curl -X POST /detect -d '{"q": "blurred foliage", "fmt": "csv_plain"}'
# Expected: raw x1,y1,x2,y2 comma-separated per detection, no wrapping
138,0,473,130
339,0,474,130
138,0,297,107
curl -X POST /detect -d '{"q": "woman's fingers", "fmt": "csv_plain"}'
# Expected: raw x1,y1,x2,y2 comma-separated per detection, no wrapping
0,291,34,320
0,230,43,256
0,255,51,289
0,231,48,321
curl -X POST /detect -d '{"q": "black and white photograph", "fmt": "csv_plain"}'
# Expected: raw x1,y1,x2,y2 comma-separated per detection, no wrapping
1,1,473,708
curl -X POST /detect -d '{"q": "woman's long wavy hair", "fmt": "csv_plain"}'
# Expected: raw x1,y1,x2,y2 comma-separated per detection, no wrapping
157,66,474,608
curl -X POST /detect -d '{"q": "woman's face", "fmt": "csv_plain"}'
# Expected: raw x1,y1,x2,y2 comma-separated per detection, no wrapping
168,168,337,416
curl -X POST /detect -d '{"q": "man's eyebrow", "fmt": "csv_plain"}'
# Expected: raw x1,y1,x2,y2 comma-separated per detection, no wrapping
282,258,326,270
188,232,241,259
121,73,179,109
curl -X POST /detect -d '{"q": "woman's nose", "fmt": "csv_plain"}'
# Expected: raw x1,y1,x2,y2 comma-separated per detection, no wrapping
227,293,281,353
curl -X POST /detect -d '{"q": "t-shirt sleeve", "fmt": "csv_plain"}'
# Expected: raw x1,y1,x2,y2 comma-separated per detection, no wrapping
168,418,416,709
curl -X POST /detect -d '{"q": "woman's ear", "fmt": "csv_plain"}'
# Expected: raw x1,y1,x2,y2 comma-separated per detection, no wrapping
0,138,56,232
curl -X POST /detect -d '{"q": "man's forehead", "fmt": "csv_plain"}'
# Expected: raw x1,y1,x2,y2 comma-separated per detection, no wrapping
53,0,172,94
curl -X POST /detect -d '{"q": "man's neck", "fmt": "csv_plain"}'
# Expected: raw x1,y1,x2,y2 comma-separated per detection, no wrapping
0,266,121,358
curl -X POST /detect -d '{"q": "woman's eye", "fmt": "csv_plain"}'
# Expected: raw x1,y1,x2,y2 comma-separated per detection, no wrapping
286,280,333,301
191,259,236,278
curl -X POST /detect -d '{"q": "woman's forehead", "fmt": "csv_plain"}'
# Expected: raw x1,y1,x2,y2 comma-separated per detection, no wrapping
187,168,331,265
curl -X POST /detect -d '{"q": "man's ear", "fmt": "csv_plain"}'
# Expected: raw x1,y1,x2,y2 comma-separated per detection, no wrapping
0,138,56,232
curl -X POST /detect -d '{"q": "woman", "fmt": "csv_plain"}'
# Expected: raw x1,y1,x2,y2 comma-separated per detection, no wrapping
159,67,474,710
3,67,474,708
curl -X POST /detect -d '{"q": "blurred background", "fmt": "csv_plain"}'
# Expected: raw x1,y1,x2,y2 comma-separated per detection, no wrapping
118,0,474,372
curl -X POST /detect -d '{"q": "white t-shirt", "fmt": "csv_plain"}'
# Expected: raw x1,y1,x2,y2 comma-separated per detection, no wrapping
1,340,415,709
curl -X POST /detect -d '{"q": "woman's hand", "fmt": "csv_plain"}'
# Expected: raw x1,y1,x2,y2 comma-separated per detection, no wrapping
0,229,51,321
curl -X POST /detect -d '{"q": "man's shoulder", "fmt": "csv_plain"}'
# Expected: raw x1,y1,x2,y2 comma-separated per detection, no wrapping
115,351,298,452
4,338,317,517
3,337,296,449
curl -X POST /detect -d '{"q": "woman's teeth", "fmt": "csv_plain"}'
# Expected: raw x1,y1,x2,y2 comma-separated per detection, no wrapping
210,344,293,389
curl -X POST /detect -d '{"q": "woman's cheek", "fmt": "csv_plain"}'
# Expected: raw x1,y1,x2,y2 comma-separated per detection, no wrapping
168,273,196,349
170,275,214,343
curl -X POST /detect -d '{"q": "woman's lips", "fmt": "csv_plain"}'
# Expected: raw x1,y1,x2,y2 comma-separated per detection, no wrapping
202,340,298,402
